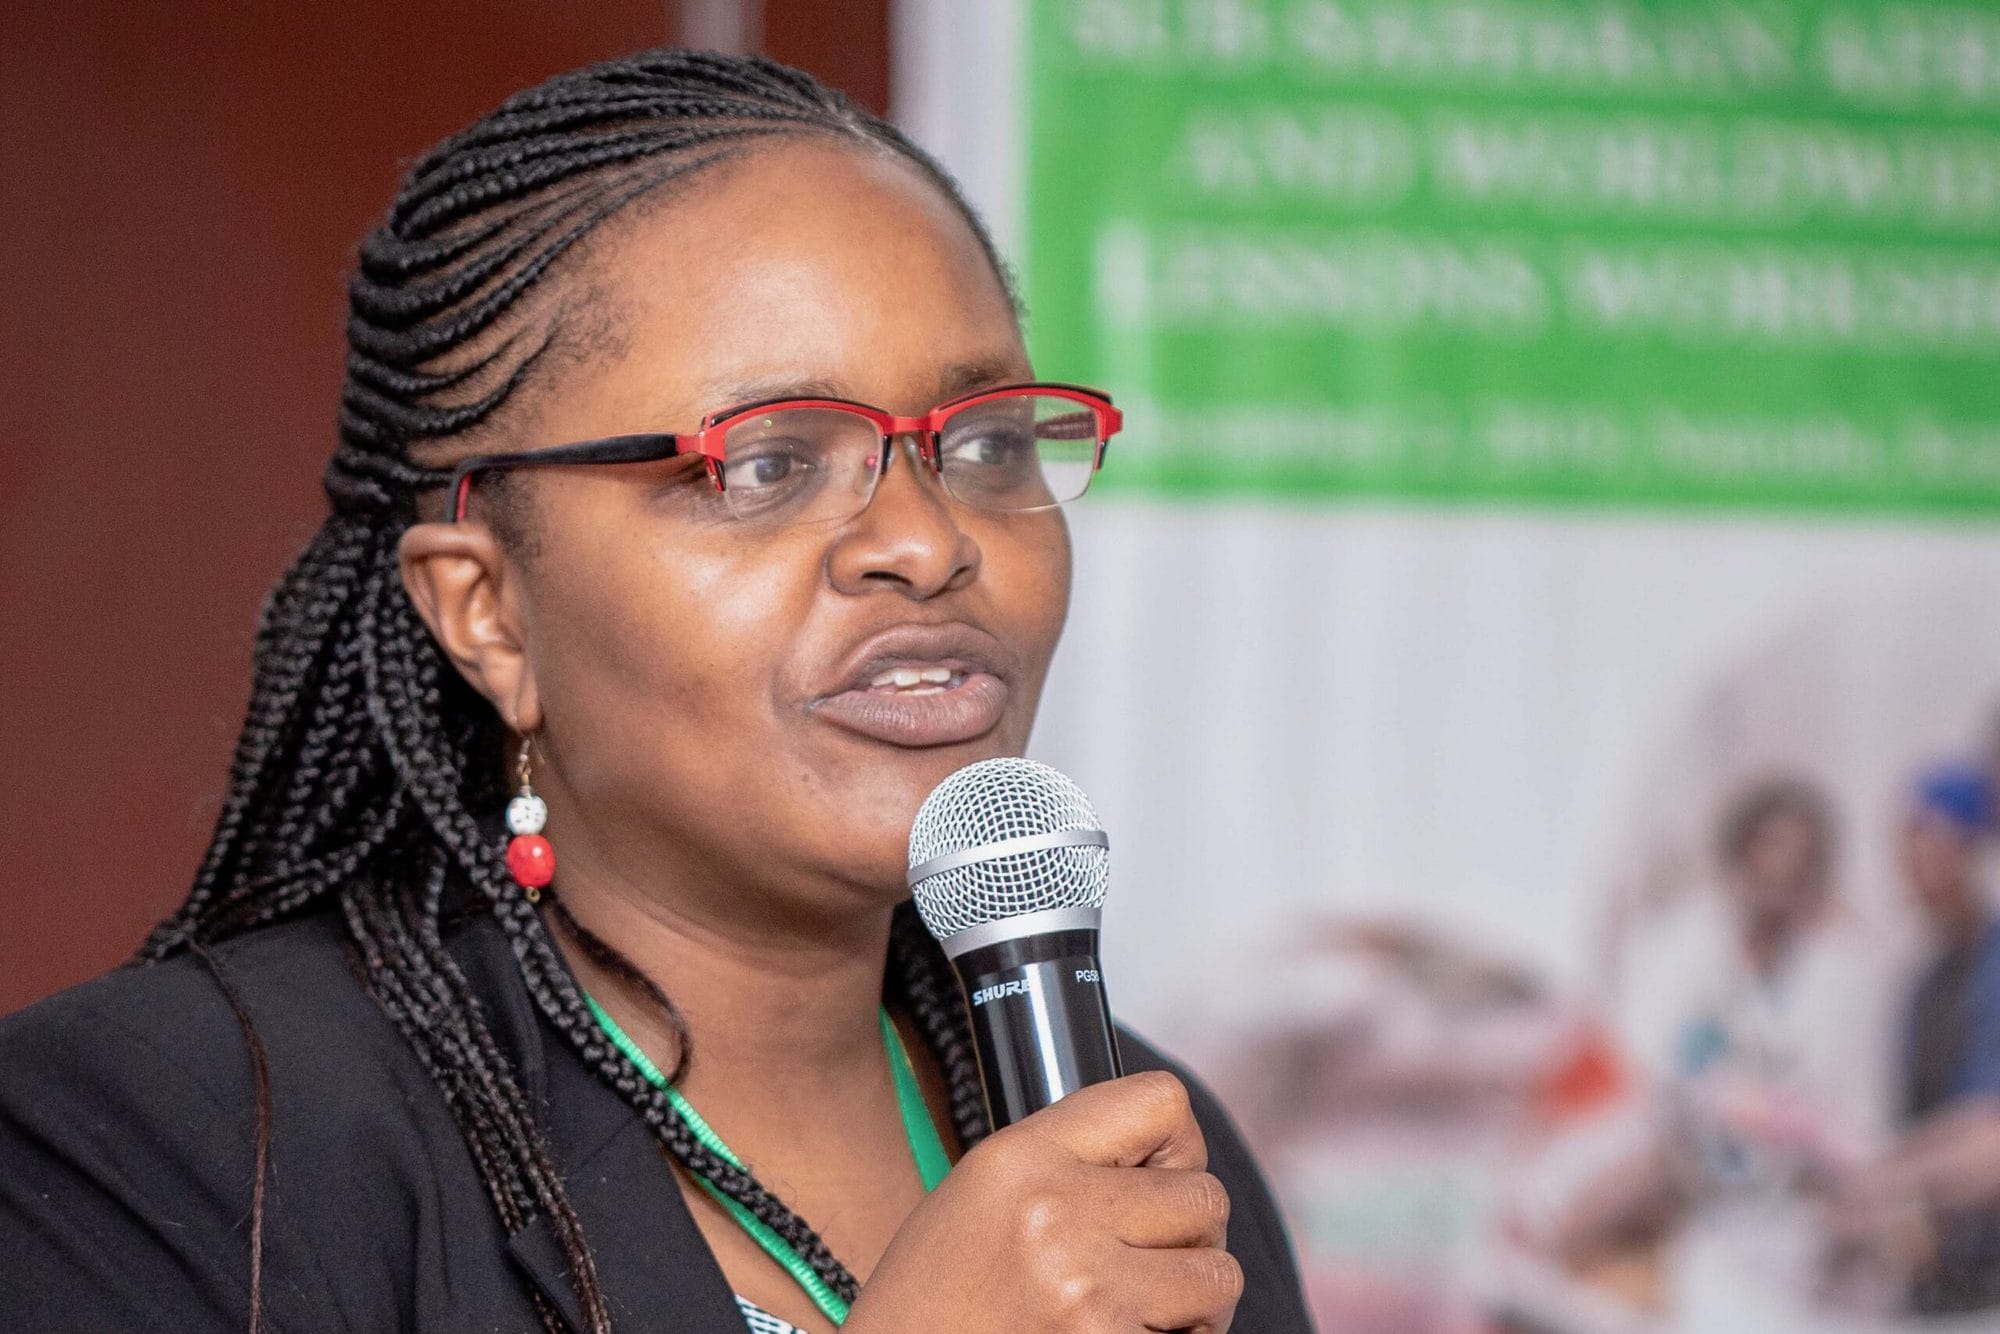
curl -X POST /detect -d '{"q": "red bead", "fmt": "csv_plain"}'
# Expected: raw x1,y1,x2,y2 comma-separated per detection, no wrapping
507,834,555,888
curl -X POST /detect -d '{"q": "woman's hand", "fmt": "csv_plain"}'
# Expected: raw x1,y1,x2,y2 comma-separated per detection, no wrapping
845,1070,1242,1332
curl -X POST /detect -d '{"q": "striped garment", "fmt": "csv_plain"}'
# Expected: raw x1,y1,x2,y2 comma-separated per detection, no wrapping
735,1295,802,1333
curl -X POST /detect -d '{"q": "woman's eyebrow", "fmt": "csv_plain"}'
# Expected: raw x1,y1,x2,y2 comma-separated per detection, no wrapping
935,356,1032,401
693,356,1030,415
699,375,848,409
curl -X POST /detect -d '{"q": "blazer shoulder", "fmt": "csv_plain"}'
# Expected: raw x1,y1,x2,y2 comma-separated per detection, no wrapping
0,914,396,1333
0,909,445,1182
1,912,377,1107
0,911,504,1333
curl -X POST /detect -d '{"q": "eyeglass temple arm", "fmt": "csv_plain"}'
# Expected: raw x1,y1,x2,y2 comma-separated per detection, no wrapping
449,433,685,521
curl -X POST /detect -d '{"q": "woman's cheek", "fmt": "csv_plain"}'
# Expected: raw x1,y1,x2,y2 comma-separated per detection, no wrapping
1009,519,1074,661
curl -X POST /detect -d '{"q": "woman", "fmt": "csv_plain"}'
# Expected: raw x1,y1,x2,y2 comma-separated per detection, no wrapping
0,51,1308,1333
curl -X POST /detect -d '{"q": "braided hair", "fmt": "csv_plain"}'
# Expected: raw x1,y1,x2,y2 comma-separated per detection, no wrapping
138,49,1000,1333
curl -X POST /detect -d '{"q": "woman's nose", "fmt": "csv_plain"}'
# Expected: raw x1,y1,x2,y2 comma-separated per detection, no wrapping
827,435,980,599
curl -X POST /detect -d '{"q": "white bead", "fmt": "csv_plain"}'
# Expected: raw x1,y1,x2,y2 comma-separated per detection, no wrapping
506,794,548,835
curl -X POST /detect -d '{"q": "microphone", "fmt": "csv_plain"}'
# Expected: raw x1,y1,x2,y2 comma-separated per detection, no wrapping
906,757,1123,1130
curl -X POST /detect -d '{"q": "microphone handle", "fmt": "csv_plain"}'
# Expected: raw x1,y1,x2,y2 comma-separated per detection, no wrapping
950,928,1123,1131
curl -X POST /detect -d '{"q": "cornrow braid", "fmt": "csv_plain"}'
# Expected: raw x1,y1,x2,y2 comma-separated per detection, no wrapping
141,48,1006,1333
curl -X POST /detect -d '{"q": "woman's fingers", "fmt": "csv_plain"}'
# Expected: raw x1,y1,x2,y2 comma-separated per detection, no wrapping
1100,1165,1232,1250
1014,1070,1209,1171
846,1072,1234,1332
1125,1243,1245,1332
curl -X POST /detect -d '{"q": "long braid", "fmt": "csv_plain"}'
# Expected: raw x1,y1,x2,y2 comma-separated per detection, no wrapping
144,48,1007,1330
889,904,992,1149
142,516,378,955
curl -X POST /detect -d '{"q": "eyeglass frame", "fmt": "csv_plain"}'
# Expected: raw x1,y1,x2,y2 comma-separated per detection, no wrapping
444,380,1123,524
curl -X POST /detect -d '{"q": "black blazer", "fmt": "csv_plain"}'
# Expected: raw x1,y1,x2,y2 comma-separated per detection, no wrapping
0,907,1312,1331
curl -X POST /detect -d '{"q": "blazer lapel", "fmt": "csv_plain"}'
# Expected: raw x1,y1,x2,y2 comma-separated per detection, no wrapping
524,1044,752,1334
449,913,750,1334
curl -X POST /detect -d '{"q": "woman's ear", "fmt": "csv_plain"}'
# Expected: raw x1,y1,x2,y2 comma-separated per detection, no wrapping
398,522,542,734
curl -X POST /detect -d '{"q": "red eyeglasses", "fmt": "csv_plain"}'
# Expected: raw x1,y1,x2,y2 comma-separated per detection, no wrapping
448,382,1122,526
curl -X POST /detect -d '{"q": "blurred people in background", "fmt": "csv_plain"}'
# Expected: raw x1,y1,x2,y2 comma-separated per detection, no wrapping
1620,774,1889,1157
1533,775,1897,1327
1899,765,1998,1138
1898,762,2000,1317
1837,763,2000,1317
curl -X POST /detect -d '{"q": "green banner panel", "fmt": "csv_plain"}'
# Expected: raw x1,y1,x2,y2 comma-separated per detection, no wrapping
1023,0,2000,509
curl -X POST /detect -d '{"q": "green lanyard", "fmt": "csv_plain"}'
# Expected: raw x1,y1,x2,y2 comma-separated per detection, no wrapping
585,997,951,1327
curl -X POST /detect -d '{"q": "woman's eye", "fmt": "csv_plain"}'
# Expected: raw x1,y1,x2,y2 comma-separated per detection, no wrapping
944,427,1034,469
726,446,812,489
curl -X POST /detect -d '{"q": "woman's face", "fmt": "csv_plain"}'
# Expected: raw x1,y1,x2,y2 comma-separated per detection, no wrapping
448,140,1070,923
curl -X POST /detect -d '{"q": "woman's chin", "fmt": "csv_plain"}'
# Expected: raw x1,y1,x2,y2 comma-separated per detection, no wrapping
823,835,930,911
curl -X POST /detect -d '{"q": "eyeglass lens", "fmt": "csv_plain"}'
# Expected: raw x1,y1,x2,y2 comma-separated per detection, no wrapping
717,392,1101,525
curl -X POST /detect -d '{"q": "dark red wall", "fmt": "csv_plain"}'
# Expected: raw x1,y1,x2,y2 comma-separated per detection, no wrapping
0,1,889,1014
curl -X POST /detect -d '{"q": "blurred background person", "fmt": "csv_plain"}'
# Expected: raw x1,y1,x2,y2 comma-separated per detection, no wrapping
1834,762,2000,1318
1898,764,1998,1152
1620,775,1890,1162
1532,775,1896,1328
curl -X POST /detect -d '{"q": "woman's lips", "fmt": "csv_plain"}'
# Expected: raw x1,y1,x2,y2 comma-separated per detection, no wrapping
810,666,1010,748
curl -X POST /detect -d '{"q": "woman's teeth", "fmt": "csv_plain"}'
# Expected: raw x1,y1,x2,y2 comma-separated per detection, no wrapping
867,665,961,695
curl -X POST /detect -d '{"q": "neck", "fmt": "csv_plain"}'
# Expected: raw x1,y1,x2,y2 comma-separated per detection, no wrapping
550,871,898,1099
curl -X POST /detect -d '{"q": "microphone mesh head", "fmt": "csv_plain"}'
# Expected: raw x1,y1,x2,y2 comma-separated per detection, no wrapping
907,757,1109,941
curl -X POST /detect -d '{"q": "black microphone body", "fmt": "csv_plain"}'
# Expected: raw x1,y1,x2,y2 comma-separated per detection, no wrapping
951,926,1123,1130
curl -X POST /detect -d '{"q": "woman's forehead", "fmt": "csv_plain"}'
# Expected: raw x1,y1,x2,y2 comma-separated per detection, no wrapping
561,139,1025,427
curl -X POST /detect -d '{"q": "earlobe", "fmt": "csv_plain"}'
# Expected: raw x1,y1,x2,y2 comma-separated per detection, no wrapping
397,522,542,734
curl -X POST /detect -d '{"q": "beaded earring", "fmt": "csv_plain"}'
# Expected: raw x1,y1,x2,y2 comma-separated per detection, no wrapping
505,738,554,903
